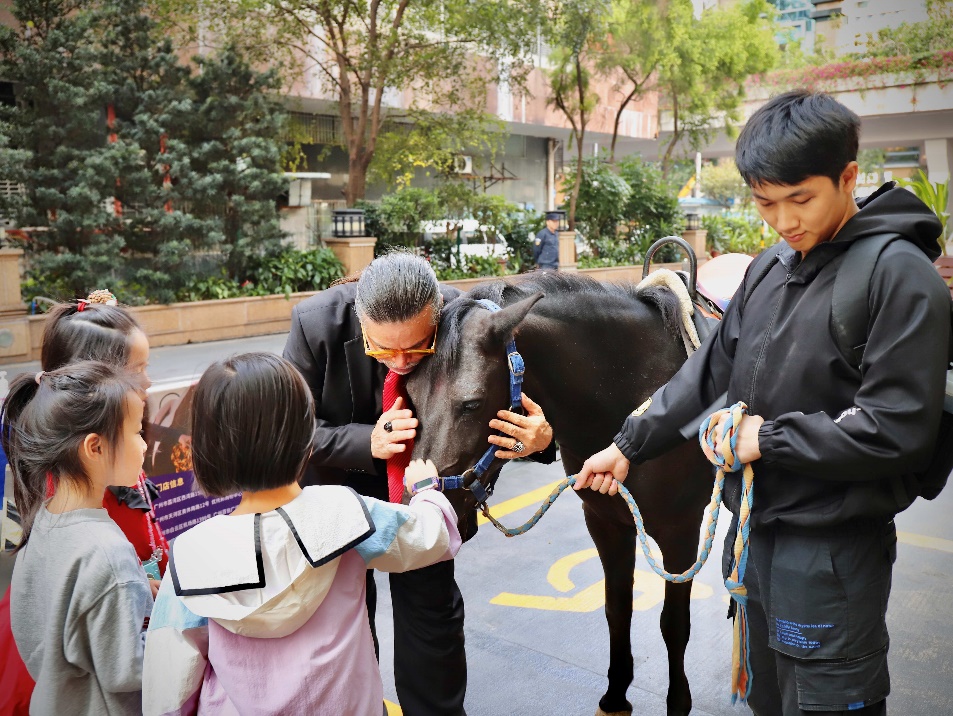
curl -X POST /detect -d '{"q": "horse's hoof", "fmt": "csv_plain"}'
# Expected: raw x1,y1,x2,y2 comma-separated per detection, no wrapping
595,709,632,716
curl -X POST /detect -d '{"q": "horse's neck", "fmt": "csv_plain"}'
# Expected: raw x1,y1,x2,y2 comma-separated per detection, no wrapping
513,297,682,455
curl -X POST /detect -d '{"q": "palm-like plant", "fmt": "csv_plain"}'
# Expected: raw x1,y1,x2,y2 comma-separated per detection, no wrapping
899,169,950,255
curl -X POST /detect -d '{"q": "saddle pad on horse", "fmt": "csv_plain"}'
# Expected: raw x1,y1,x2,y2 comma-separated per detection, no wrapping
637,268,702,353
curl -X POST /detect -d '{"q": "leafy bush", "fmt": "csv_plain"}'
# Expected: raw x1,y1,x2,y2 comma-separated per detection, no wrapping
432,253,508,281
570,156,685,267
898,169,949,255
360,189,442,254
500,208,544,273
176,247,344,301
702,213,768,255
617,157,684,240
362,183,539,277
249,247,345,294
570,157,632,245
577,238,641,268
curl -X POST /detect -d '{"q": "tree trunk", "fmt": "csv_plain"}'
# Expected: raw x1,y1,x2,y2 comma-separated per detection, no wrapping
568,126,585,231
660,93,679,180
344,154,368,206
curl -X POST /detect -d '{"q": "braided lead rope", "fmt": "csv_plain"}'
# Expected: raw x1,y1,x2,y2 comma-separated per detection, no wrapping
698,402,755,705
480,474,725,581
478,402,755,704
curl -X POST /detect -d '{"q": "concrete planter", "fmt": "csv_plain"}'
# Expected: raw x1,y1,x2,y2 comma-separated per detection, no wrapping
0,261,689,365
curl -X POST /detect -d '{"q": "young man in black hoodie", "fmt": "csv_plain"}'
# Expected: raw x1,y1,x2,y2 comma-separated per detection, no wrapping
574,91,950,715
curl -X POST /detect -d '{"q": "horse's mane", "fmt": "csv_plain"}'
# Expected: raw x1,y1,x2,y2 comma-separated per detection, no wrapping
432,272,683,374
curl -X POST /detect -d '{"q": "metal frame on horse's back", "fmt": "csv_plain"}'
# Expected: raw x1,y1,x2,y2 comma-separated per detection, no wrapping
408,240,724,716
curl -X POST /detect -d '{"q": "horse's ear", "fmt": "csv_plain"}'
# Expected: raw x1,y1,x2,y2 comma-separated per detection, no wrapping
488,293,544,342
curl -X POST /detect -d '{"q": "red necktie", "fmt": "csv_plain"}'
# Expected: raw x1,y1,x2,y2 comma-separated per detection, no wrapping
383,370,413,503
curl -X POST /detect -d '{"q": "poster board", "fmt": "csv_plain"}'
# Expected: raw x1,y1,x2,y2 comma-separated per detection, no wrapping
144,379,240,539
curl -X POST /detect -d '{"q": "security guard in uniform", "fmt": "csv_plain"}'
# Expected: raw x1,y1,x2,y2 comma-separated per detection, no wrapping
533,211,560,270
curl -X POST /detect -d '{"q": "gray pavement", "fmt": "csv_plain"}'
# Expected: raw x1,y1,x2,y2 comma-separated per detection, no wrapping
0,331,290,388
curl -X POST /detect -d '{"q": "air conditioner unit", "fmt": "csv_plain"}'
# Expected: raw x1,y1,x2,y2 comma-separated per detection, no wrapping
452,155,473,174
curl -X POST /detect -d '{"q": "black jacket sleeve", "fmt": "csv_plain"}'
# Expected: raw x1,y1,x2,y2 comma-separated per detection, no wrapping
283,306,377,474
758,244,950,480
613,288,742,464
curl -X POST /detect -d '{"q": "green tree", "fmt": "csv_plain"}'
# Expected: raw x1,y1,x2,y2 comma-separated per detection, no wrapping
0,0,140,298
700,158,749,208
864,0,953,57
368,110,506,191
571,156,631,244
241,0,547,205
596,0,668,164
617,156,683,241
95,0,199,303
547,0,610,230
0,0,290,302
656,0,779,177
164,48,288,281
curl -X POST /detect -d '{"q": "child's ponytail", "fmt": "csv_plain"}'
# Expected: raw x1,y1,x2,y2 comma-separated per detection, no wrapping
0,361,147,548
1,372,44,543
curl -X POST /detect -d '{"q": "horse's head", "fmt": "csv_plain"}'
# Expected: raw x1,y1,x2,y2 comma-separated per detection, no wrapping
407,291,544,534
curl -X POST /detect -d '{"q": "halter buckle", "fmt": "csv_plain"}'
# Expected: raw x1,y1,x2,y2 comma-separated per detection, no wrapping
507,351,525,377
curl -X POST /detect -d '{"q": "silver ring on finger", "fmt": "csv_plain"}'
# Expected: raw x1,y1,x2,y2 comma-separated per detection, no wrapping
512,440,525,453
383,421,393,433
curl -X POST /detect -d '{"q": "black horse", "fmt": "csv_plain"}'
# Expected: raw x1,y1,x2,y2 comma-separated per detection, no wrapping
407,272,714,716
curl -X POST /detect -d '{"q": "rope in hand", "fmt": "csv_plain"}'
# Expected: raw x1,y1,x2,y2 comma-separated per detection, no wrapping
477,401,755,705
699,402,755,705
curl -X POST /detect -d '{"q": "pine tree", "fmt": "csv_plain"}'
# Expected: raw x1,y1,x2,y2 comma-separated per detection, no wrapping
0,0,290,303
0,0,132,298
166,48,288,282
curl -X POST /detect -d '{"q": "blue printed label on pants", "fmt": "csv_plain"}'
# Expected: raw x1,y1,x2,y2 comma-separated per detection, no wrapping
774,618,834,650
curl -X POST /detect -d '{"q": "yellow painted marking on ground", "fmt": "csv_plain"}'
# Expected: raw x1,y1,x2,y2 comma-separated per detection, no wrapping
897,530,953,554
492,580,608,612
476,480,566,526
493,542,718,613
547,548,599,592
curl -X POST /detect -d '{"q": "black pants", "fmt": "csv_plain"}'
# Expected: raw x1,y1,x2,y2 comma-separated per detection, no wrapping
366,560,467,716
727,519,895,715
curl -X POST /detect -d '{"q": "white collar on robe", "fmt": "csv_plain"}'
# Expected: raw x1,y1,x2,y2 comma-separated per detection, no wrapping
169,485,374,597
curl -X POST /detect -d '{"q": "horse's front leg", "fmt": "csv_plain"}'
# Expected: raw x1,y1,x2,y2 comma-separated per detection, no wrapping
584,503,636,716
653,525,697,716
660,579,693,716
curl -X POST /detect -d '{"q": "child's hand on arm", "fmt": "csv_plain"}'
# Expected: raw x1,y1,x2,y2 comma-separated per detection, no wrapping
404,459,438,493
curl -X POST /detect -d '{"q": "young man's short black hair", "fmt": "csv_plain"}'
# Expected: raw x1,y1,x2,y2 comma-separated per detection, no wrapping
735,90,861,188
191,352,314,497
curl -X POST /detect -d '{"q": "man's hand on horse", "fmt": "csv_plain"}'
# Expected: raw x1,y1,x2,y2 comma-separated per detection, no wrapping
371,396,418,460
573,443,630,496
712,411,764,464
488,393,553,459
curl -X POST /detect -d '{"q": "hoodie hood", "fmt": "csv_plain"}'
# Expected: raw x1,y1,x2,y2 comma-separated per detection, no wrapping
834,182,943,261
168,485,374,638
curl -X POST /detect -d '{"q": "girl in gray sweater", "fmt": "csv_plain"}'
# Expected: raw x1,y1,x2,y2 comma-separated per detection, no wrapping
1,361,153,715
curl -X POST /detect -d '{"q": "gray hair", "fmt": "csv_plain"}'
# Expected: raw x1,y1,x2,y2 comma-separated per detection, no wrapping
355,251,441,325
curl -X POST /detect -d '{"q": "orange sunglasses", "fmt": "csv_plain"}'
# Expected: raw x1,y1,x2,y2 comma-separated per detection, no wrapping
361,323,438,360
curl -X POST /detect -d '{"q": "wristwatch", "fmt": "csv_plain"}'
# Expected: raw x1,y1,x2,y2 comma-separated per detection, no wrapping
411,476,440,494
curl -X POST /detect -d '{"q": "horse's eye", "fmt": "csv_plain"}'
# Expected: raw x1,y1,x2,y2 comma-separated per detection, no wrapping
461,399,482,414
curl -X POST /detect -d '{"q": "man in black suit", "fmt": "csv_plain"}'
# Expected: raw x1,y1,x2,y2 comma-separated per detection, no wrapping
283,251,553,715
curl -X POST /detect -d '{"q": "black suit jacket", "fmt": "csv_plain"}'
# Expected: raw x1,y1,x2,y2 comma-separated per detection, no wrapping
283,281,463,498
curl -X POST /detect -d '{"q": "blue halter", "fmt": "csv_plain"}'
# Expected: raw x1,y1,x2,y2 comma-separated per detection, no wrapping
431,299,526,503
